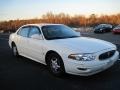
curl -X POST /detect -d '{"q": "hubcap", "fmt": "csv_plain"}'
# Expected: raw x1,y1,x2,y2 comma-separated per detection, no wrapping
50,58,60,72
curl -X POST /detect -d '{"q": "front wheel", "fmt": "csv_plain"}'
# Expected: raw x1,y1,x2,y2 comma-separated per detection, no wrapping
47,53,65,76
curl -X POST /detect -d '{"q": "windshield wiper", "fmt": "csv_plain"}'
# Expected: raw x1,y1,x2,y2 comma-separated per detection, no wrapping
47,36,80,40
68,36,80,38
47,36,66,40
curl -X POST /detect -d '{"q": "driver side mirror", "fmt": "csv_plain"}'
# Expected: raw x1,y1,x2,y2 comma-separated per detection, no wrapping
30,34,43,40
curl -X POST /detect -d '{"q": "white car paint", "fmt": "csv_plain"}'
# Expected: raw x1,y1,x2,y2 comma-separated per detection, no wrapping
9,24,119,76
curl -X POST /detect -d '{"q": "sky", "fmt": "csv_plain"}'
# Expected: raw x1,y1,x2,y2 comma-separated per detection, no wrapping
0,0,120,21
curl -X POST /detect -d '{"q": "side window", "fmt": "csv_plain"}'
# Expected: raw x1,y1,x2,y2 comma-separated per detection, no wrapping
17,27,30,37
29,27,41,38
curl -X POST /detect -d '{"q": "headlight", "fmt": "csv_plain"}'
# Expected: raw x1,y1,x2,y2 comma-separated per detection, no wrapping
68,53,96,61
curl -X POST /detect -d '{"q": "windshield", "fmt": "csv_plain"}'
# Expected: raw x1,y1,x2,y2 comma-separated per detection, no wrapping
41,25,80,40
115,26,120,29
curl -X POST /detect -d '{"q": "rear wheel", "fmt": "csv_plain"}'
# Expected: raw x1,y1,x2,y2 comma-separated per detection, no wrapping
47,53,65,76
12,44,19,57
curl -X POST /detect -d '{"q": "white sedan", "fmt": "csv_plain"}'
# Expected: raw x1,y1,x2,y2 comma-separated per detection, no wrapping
9,24,119,76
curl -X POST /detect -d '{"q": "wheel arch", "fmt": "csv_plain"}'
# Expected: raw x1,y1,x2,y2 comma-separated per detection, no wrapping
45,50,62,65
11,41,16,48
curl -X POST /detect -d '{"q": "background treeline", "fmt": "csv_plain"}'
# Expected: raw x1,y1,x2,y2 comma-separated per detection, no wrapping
0,12,120,32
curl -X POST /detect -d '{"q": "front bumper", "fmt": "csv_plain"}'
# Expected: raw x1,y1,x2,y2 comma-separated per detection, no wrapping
64,51,119,76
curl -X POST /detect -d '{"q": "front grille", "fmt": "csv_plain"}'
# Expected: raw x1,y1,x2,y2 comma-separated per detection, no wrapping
99,50,115,60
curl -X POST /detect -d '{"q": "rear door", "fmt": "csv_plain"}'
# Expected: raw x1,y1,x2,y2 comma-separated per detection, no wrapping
16,26,30,56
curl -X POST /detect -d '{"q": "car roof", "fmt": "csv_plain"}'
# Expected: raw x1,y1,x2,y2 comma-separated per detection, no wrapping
98,24,112,26
22,23,63,27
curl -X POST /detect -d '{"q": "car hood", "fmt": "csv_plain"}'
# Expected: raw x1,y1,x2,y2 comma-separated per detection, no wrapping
51,37,116,53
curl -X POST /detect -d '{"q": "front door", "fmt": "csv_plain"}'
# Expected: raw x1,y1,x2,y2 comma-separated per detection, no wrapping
27,26,44,63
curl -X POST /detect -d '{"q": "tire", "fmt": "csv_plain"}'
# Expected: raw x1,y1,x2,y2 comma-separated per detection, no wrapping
47,53,65,76
101,30,104,33
12,44,19,57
